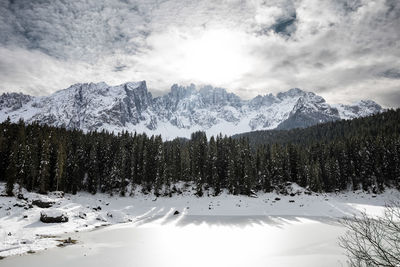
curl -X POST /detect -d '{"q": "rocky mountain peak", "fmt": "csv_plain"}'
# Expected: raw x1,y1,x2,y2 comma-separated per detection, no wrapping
0,81,384,139
249,93,279,108
277,88,307,100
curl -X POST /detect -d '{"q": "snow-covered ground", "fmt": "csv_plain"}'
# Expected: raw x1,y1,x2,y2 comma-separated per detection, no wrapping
0,182,399,261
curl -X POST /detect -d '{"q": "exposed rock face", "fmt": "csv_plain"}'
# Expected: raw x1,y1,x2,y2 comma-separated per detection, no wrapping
40,210,68,223
0,92,32,110
0,81,384,139
32,200,54,208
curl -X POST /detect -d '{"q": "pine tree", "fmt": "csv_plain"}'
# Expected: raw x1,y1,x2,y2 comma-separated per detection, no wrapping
242,139,255,195
119,141,128,196
207,137,219,195
288,144,299,184
227,145,237,194
153,136,164,197
86,142,98,194
309,162,322,192
15,120,27,187
5,141,18,196
39,137,51,194
1,118,13,184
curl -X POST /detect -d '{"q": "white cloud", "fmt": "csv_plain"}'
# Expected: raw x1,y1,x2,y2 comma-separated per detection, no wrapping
254,6,284,26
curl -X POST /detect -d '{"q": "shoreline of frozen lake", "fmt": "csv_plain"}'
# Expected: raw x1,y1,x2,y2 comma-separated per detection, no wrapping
1,215,348,267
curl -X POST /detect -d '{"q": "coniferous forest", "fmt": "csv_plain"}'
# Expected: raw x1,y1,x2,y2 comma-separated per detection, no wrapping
1,109,399,197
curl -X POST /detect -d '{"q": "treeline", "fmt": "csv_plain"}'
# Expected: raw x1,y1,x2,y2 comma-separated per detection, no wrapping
233,109,400,147
0,109,399,197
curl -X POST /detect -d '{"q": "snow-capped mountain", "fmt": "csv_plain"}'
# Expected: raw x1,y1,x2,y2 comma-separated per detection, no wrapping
0,81,383,139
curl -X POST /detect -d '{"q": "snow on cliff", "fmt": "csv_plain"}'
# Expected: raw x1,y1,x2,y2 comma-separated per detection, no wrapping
0,82,383,139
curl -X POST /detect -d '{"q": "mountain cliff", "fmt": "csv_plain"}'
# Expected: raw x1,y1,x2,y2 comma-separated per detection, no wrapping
0,81,383,139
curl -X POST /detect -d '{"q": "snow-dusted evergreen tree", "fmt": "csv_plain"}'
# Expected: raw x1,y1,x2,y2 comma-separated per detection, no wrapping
190,131,208,196
153,135,165,197
5,142,18,196
86,142,98,194
55,141,67,192
207,136,219,195
39,137,51,194
309,162,322,192
227,140,238,194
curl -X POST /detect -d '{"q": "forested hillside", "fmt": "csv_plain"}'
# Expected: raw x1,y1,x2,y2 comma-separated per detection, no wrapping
233,109,399,146
1,109,399,197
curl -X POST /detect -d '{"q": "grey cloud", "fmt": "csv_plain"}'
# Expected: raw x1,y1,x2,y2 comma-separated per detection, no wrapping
113,65,128,72
381,69,400,79
375,90,400,108
374,85,400,108
271,13,296,36
1,0,148,60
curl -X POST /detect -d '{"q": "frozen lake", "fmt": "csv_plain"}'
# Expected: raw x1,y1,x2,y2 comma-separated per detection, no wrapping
1,215,348,267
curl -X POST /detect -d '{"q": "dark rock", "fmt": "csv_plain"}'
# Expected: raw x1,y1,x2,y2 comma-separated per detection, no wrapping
56,237,77,247
23,215,28,218
173,210,180,215
51,191,65,198
289,200,295,203
96,216,107,222
13,203,25,207
17,193,27,201
290,193,296,197
40,212,68,223
372,186,378,194
32,200,54,208
275,197,281,201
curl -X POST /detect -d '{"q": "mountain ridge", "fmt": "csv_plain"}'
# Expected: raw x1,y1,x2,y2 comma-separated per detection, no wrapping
0,81,383,139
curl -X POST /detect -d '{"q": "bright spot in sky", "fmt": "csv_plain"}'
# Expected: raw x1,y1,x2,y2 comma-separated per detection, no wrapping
145,28,253,86
179,29,251,84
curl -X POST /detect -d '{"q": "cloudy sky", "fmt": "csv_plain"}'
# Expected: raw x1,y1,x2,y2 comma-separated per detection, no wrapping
0,0,399,107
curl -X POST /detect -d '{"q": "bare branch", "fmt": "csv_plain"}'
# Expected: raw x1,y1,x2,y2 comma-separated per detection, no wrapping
339,202,400,267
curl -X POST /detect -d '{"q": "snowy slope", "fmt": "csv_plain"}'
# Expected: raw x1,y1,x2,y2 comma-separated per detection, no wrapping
0,82,383,139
